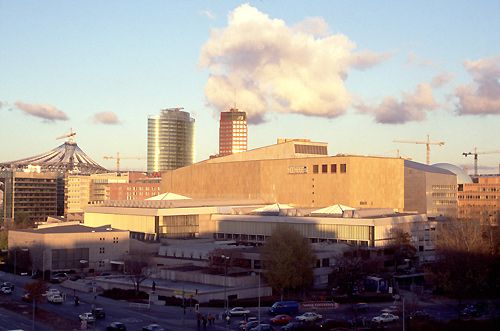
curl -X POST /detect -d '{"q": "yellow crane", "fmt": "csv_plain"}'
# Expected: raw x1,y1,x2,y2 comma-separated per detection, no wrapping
462,148,500,176
393,134,445,165
103,152,145,173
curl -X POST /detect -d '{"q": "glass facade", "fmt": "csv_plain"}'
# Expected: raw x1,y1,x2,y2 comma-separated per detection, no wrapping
147,108,195,173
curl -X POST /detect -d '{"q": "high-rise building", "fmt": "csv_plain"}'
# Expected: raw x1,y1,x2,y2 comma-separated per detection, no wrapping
147,108,195,173
1,168,60,225
219,108,247,156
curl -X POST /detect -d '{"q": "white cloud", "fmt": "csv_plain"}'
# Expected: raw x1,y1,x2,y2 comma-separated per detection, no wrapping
15,101,68,121
199,4,387,124
92,111,121,125
357,83,438,124
407,52,435,68
455,56,500,115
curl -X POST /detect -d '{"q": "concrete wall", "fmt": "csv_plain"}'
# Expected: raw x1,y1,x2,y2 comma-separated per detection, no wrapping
85,212,156,234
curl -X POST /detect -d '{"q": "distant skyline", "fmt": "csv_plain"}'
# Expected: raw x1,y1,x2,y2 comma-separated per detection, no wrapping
1,1,499,173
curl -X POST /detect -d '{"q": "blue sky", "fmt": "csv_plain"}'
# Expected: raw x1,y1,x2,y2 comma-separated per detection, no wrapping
1,0,499,173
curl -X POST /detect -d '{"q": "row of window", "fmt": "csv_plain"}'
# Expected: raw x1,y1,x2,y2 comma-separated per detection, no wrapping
432,185,456,190
214,233,370,246
312,164,347,174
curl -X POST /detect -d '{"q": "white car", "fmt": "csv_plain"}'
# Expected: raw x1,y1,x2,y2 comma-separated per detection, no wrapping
45,288,61,297
47,294,64,303
372,313,399,323
79,312,96,322
0,286,13,294
296,312,323,322
228,307,251,316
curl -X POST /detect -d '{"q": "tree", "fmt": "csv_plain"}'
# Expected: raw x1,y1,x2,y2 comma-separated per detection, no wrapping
261,224,315,298
24,280,48,311
385,228,417,270
124,253,154,295
428,219,500,303
14,211,35,229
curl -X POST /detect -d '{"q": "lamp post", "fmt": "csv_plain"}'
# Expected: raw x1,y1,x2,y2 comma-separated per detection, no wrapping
258,272,261,324
221,254,230,331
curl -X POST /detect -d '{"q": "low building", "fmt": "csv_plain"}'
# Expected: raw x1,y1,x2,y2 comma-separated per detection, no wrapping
8,222,129,274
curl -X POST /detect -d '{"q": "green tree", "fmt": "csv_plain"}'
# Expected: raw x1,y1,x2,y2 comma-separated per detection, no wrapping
14,211,35,229
261,224,315,298
386,228,417,270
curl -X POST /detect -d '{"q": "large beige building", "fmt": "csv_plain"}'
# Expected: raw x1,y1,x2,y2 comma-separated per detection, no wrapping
8,222,129,273
162,140,406,210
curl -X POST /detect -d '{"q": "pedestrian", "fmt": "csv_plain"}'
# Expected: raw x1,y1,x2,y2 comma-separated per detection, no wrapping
208,313,213,326
152,280,156,292
197,313,202,328
202,315,207,329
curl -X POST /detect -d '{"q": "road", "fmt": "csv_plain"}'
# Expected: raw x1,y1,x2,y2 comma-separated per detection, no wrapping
1,272,498,330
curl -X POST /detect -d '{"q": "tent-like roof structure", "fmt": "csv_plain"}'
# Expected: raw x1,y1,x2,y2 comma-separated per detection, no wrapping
311,204,355,216
251,203,295,215
0,141,107,174
146,192,191,200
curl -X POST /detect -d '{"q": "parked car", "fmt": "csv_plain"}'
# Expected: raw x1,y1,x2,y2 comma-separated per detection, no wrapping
354,303,369,313
460,304,483,318
1,282,14,290
47,294,64,303
240,320,260,331
45,288,61,297
281,321,305,331
372,313,399,323
296,312,323,322
50,272,69,283
79,312,96,323
69,274,82,281
410,310,430,320
381,305,400,315
271,314,294,325
228,307,251,316
21,292,33,302
92,307,106,319
106,322,126,331
1,286,13,294
142,324,165,331
269,301,300,315
250,324,273,331
319,319,350,329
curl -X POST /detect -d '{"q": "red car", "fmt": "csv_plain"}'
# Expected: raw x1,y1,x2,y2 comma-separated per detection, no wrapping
270,314,293,325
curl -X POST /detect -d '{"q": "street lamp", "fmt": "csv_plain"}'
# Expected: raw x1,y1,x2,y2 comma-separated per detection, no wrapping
221,254,230,322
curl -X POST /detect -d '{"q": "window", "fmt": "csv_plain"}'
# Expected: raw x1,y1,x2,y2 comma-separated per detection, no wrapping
340,164,347,173
313,165,319,174
322,164,328,173
99,247,105,254
331,164,337,173
322,258,330,267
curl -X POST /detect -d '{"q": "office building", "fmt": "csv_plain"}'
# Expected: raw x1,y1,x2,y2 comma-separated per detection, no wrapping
219,108,247,156
147,108,195,173
0,168,60,225
458,174,500,224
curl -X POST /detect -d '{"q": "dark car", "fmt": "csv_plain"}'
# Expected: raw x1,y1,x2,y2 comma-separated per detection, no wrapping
1,282,14,290
142,324,165,331
281,321,306,331
409,310,430,320
92,307,106,319
319,319,350,329
107,322,126,331
460,304,484,318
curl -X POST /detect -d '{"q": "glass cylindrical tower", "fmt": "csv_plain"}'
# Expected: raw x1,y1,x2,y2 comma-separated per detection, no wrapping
147,108,195,173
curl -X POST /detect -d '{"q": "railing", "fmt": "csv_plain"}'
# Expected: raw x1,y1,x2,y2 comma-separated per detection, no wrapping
129,302,150,310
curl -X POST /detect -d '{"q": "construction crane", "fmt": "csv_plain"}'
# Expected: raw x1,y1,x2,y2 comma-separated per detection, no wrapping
393,134,445,165
462,148,500,176
103,152,145,173
56,128,76,143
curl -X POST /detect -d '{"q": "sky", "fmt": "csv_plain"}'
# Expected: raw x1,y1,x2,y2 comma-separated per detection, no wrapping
1,0,499,173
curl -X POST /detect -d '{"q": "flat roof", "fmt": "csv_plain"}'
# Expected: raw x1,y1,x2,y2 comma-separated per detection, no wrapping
12,224,128,234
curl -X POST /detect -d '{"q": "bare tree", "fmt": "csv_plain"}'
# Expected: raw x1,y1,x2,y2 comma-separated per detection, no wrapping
385,228,417,270
24,280,48,311
207,248,248,274
428,219,500,303
124,252,154,295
